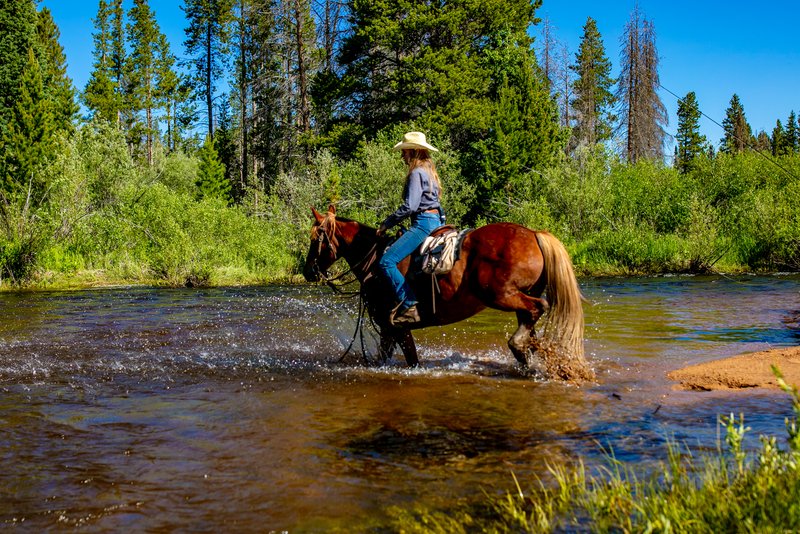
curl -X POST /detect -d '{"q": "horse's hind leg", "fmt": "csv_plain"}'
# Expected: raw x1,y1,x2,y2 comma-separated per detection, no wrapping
504,295,548,366
508,310,536,366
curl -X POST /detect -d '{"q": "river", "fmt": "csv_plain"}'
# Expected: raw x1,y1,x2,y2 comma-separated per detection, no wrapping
1,275,798,530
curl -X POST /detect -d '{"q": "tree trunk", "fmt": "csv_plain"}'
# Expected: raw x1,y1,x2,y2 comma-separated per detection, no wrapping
295,0,310,135
206,22,214,137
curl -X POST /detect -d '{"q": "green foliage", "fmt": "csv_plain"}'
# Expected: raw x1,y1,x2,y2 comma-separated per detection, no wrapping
570,17,615,147
183,0,234,136
392,370,800,532
2,49,56,202
196,134,230,202
720,93,753,154
127,0,167,164
786,111,798,154
0,0,38,139
675,91,707,174
36,7,78,134
468,30,567,221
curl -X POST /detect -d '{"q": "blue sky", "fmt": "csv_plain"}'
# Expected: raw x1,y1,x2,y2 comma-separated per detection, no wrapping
41,0,800,152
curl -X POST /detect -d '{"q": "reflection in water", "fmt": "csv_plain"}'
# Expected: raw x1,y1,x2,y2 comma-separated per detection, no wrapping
0,275,798,530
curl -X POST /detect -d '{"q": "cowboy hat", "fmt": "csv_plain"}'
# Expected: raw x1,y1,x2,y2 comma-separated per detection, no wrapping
392,131,439,152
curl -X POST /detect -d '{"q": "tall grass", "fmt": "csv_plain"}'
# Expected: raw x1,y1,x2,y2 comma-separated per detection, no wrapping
391,367,800,532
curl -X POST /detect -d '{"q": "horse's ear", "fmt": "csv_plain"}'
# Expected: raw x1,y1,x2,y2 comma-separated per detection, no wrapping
327,204,336,216
311,206,324,223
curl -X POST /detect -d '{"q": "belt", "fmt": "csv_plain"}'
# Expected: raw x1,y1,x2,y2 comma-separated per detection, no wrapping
423,208,439,214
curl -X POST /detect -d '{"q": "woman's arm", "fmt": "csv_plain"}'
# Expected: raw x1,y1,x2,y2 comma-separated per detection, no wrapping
380,169,424,231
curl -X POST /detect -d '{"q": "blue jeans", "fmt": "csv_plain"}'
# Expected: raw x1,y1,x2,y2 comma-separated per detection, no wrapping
378,212,442,309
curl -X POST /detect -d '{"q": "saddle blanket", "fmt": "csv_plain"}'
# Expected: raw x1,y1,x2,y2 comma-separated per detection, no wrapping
418,228,470,275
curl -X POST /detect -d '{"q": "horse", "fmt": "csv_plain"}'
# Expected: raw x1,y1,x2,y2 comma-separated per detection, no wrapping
303,205,593,381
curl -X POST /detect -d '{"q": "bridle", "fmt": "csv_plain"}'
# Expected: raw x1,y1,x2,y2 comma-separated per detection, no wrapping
308,218,383,365
309,219,378,292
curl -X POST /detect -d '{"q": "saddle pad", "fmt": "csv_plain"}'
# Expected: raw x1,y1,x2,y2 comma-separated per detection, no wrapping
419,228,469,275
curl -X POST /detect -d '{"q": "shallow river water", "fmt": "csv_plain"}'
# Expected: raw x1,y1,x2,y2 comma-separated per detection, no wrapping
1,275,799,531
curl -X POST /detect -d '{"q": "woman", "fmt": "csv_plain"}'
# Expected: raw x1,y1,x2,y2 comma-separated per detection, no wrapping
376,132,444,326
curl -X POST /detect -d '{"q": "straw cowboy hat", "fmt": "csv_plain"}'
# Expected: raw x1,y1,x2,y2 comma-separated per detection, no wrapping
392,131,439,152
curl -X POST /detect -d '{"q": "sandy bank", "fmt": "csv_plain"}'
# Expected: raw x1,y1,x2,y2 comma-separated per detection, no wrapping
668,346,800,391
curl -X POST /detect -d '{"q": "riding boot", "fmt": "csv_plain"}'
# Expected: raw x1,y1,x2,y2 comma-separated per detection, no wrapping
391,304,420,326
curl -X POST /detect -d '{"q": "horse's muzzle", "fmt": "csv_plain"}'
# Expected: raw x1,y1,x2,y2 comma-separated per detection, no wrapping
303,262,322,282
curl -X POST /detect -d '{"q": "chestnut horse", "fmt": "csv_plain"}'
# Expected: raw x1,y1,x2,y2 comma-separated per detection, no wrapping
303,205,592,380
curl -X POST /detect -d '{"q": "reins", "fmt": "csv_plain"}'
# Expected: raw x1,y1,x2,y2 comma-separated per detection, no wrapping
312,223,382,364
318,242,378,295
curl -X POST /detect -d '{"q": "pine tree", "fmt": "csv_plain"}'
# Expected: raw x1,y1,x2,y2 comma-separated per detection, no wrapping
196,134,230,201
83,0,120,123
720,94,752,154
2,49,56,202
128,0,168,165
472,29,566,219
616,6,667,162
785,111,797,153
570,17,615,147
0,0,38,139
772,120,787,156
674,91,706,173
183,0,234,137
336,0,543,148
753,130,771,153
36,8,78,135
312,0,347,73
248,0,285,187
291,0,315,137
155,31,183,152
110,0,128,128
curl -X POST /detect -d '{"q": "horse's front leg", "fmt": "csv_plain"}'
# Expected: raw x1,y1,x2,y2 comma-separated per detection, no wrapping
378,330,396,363
396,329,419,367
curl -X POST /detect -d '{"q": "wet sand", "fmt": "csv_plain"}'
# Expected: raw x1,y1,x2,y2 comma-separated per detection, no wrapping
668,346,800,391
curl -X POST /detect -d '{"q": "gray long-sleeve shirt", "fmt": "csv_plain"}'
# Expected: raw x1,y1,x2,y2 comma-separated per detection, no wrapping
381,167,442,230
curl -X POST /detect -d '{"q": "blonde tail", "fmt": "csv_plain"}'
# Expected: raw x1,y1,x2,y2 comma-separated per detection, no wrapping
535,232,593,381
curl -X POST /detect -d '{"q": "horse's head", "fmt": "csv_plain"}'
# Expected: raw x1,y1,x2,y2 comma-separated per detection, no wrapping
303,205,341,282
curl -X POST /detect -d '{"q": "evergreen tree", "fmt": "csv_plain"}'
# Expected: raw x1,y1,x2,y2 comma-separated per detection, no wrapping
674,91,706,173
336,0,540,144
2,49,56,203
471,29,566,219
128,0,167,165
83,0,120,123
196,134,230,201
312,0,347,73
772,119,787,156
570,17,615,147
248,0,285,188
0,0,38,139
720,94,752,154
289,0,316,137
110,0,128,127
616,6,668,162
36,8,78,134
785,110,797,153
183,0,234,137
753,130,771,153
155,31,183,152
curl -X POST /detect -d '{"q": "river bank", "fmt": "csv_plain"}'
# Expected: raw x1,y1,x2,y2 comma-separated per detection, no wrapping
669,344,800,391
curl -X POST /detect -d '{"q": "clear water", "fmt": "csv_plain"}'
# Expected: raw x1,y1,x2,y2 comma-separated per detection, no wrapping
1,275,798,530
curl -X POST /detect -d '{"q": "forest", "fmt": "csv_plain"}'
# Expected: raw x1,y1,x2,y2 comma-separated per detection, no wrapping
1,0,798,288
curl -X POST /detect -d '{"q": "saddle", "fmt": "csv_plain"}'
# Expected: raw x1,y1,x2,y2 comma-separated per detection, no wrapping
417,225,469,275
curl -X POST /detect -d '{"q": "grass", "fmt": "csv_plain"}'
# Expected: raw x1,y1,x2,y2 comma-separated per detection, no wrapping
391,366,800,533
